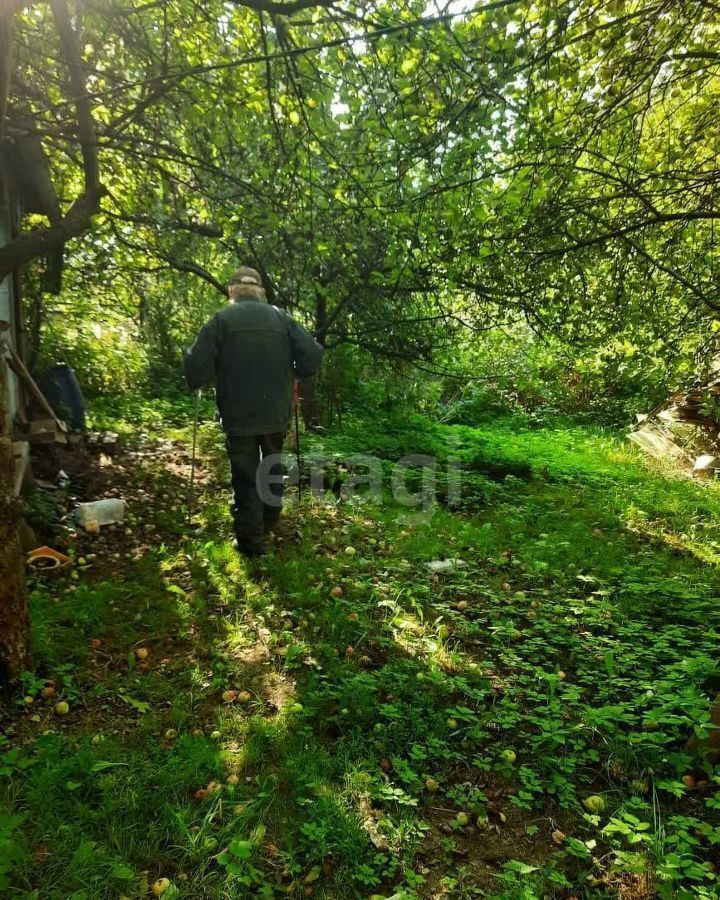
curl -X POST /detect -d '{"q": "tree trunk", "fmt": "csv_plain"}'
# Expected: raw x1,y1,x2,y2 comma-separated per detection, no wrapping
298,288,328,428
0,357,31,692
298,375,320,429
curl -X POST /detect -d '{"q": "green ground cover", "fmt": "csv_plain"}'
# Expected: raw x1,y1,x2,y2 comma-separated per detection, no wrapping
2,406,719,898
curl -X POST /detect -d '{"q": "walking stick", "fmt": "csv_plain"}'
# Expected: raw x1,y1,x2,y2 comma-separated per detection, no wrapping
293,378,302,498
188,389,200,522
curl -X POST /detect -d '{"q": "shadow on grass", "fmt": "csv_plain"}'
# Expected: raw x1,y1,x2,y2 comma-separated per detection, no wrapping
4,418,720,898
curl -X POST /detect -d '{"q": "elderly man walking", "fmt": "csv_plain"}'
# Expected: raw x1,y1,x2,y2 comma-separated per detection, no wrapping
184,267,324,556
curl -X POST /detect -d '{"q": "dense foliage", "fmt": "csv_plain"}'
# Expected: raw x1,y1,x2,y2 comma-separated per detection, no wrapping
4,0,718,419
3,405,720,897
2,2,720,897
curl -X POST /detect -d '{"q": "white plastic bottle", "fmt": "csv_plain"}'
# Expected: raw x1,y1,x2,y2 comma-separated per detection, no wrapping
77,499,126,532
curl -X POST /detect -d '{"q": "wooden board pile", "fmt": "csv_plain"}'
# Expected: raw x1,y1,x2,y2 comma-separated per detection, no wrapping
630,377,720,475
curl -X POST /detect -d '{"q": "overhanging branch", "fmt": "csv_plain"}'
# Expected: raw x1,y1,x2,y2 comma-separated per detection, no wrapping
50,0,100,192
0,186,105,279
231,0,335,12
0,0,105,282
162,257,227,295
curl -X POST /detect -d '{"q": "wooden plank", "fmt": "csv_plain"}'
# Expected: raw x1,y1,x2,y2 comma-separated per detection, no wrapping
5,342,67,431
628,426,692,462
28,416,67,444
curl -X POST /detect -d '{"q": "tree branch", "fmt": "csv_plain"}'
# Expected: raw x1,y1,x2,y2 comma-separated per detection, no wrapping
50,0,100,191
110,227,227,295
0,186,105,278
539,210,720,258
0,5,15,132
161,257,227,295
107,211,223,238
231,0,335,13
0,0,105,281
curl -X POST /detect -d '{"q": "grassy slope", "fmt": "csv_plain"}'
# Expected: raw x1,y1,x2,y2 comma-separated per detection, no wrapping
1,407,720,899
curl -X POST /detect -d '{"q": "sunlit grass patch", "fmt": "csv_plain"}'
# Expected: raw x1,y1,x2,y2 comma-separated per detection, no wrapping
4,410,720,897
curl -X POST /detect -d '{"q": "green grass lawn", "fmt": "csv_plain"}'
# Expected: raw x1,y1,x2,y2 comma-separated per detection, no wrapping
2,407,720,899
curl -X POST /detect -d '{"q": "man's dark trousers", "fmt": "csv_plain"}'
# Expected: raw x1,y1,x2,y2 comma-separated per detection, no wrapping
227,432,285,553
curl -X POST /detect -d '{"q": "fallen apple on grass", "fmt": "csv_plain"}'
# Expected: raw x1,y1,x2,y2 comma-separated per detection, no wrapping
583,794,606,813
54,701,70,716
151,877,171,896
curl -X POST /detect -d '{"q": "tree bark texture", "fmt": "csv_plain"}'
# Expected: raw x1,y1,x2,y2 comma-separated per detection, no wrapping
0,356,31,692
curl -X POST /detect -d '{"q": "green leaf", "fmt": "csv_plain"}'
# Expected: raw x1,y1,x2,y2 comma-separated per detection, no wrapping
118,694,151,714
109,862,134,880
227,840,254,860
90,761,129,773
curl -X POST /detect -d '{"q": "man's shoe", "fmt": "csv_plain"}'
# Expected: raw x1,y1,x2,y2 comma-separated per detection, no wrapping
232,537,265,558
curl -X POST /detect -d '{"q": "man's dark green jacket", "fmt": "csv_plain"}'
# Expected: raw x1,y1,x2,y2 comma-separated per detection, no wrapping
184,298,324,436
